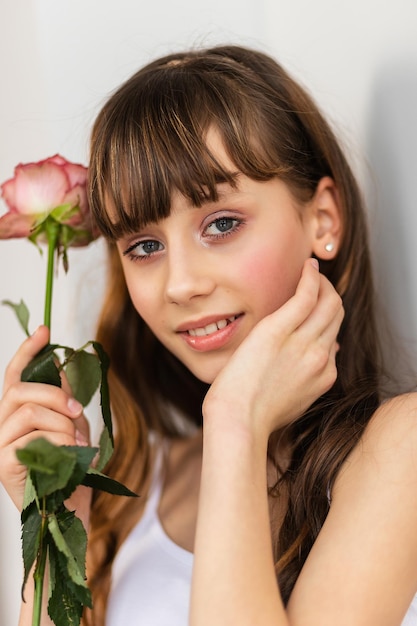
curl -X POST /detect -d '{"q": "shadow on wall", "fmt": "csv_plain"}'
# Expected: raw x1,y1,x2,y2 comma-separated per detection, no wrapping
367,59,417,382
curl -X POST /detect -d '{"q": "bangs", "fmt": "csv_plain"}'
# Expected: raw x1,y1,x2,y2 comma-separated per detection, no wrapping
89,54,292,240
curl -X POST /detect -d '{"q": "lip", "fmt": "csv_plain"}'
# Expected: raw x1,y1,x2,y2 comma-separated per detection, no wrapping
177,313,243,352
176,313,241,333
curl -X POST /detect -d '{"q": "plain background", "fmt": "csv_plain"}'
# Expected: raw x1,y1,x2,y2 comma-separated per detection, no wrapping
1,1,416,623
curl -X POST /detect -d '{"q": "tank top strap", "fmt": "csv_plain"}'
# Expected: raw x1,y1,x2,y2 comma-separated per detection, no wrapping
140,439,167,522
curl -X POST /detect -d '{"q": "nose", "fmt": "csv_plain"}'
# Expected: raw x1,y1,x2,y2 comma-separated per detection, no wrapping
165,249,216,305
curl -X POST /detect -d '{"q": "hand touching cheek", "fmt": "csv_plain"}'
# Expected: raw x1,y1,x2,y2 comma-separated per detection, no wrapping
202,259,344,441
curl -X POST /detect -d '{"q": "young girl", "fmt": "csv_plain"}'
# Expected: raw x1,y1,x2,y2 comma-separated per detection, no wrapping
1,45,417,626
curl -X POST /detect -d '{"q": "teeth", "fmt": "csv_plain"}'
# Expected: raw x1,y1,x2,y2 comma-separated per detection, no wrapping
188,316,236,337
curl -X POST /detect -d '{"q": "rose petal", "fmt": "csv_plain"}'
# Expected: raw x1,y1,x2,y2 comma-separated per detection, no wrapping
1,177,18,211
46,155,87,188
48,155,66,166
62,184,88,222
64,162,88,188
0,210,39,239
11,162,70,215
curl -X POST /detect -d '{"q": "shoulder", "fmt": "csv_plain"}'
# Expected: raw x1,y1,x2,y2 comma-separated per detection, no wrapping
370,391,417,428
289,393,417,623
334,391,417,497
361,392,417,460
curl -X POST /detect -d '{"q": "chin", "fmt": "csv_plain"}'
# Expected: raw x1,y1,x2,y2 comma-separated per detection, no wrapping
188,366,218,386
184,357,226,386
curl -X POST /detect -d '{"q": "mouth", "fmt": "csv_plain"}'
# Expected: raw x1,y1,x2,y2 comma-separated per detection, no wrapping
177,314,243,352
186,315,239,337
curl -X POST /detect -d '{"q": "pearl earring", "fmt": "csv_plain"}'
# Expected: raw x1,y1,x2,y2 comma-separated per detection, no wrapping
325,242,334,252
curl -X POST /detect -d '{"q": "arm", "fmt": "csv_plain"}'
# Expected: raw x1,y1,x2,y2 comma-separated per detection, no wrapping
0,326,91,626
193,395,417,626
191,419,286,625
190,260,417,625
191,259,342,625
287,393,417,626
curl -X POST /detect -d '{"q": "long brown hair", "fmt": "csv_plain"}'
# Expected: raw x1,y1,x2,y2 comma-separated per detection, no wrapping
85,45,382,623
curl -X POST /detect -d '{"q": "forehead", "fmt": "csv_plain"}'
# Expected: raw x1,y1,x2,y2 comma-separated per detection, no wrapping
205,127,235,168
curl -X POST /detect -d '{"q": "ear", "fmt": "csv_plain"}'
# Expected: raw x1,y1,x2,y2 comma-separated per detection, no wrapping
308,176,342,260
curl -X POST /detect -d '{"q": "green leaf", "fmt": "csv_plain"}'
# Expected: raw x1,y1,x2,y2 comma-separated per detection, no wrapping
28,219,47,248
82,467,138,497
57,445,98,504
20,501,42,598
50,203,78,222
47,510,92,624
21,471,37,512
47,512,90,591
60,224,79,247
17,439,77,498
91,341,113,441
49,543,91,614
48,541,85,626
2,299,30,336
21,343,61,387
96,426,113,472
64,349,101,407
54,509,88,581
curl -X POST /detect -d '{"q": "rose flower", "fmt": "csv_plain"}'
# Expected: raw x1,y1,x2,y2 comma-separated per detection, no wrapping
0,154,99,249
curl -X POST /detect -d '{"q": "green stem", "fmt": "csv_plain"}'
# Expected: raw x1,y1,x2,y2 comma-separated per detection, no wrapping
44,219,60,332
32,500,48,626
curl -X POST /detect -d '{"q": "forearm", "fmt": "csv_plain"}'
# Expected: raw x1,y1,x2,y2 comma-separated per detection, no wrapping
19,568,54,626
190,418,288,626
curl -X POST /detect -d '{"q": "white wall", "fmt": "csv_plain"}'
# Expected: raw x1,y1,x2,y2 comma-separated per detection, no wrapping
1,1,416,623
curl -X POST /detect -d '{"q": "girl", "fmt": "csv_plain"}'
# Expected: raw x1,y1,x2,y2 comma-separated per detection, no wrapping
1,45,417,626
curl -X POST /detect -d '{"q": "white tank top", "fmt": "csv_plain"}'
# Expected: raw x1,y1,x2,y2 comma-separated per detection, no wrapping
106,448,417,625
106,448,193,626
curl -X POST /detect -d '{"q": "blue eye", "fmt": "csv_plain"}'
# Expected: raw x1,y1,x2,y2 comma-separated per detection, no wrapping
205,217,241,236
124,239,164,260
139,240,162,255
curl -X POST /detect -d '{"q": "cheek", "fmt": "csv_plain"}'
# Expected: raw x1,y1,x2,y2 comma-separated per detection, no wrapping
123,269,156,321
236,243,306,313
128,287,155,324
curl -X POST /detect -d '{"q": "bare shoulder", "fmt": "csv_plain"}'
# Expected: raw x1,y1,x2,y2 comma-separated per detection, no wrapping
363,391,417,455
335,391,417,495
290,395,417,624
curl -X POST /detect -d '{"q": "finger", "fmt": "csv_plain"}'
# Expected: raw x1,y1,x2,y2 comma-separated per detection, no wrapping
0,381,83,426
295,273,343,340
0,402,81,447
3,325,50,391
318,302,344,346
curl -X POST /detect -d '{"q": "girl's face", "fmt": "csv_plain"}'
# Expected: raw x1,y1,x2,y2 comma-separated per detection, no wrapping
116,139,319,384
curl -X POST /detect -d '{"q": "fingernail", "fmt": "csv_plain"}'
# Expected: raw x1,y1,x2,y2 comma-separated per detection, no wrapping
68,397,83,415
75,429,88,446
309,258,319,270
31,325,42,337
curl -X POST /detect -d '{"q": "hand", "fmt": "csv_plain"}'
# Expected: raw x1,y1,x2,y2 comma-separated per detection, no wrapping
0,326,90,511
203,259,344,441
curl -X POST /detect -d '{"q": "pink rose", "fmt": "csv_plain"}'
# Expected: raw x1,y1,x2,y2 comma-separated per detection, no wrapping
0,154,99,246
